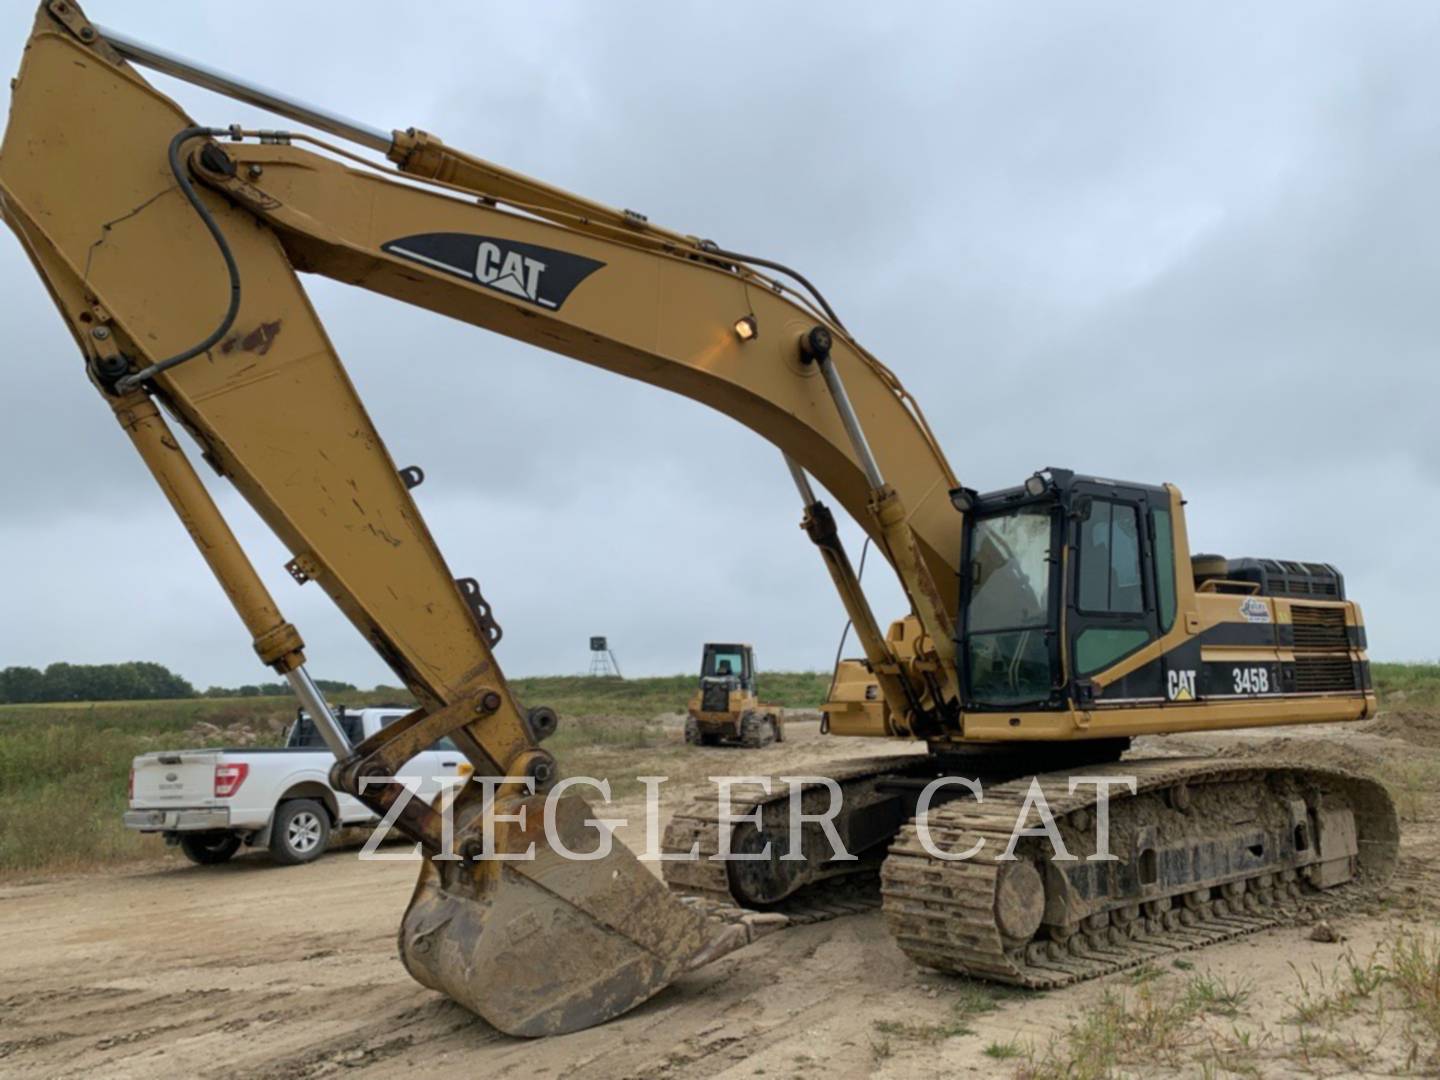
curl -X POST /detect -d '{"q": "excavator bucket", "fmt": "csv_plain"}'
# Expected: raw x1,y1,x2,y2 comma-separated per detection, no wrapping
398,790,716,1037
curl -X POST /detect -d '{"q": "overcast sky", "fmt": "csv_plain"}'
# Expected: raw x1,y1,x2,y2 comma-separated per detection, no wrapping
1,1,1435,689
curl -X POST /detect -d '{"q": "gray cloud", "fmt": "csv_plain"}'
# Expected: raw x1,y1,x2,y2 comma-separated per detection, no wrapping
0,0,1433,689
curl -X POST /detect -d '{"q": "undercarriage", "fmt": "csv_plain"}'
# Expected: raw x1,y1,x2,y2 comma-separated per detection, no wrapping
663,755,1399,988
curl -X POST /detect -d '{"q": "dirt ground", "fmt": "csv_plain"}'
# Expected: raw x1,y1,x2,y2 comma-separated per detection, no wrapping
2,717,1437,1079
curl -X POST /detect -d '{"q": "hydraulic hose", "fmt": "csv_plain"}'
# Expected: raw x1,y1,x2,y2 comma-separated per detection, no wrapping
115,126,241,393
702,243,847,333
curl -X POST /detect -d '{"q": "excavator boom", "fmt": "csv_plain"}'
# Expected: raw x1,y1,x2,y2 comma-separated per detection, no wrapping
0,2,962,1033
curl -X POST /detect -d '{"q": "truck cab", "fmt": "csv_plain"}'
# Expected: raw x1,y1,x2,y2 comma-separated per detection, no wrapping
125,706,466,866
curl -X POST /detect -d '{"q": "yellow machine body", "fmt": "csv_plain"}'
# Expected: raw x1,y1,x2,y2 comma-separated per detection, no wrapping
684,642,785,747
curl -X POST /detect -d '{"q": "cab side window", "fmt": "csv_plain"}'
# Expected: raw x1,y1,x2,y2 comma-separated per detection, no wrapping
1151,507,1177,632
1078,501,1144,614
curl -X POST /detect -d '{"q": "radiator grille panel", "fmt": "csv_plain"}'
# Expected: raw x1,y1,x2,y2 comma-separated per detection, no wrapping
1276,576,1340,598
1294,655,1357,692
1291,605,1349,649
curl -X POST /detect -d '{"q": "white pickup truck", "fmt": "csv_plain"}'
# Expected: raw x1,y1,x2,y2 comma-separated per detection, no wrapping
124,706,464,866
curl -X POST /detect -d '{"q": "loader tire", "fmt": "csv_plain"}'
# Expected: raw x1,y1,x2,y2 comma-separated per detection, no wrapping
269,798,330,866
179,831,241,866
684,716,703,745
740,711,776,749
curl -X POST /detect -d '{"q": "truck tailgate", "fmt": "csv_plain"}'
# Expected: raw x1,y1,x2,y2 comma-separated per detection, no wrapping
131,750,220,808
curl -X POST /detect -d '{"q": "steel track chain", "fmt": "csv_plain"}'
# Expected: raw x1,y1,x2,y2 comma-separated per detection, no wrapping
881,758,1396,986
662,756,1397,987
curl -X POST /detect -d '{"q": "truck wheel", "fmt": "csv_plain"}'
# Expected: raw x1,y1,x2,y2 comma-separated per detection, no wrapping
269,799,330,865
684,716,702,745
179,831,241,866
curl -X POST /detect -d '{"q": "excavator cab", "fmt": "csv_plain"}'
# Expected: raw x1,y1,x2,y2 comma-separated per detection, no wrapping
952,466,1367,741
959,467,1179,712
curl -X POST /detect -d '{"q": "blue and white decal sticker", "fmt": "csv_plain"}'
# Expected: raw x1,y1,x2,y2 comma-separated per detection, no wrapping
1239,597,1271,624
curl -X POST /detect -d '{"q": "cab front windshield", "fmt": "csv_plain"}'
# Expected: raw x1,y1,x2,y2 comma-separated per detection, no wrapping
964,506,1054,706
703,647,746,680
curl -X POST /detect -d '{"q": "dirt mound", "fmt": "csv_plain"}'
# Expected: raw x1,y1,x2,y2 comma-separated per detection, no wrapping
1360,710,1440,748
1211,735,1387,775
183,713,289,748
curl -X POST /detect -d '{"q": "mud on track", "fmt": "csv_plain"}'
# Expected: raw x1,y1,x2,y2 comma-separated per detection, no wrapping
1,718,1436,1078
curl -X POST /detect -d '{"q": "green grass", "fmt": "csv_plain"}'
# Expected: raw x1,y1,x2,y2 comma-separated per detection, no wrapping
1278,934,1440,1073
0,696,291,873
1018,982,1204,1079
507,672,829,719
0,687,423,736
0,663,1431,877
1020,932,1440,1078
0,673,830,874
0,722,158,871
1182,972,1253,1018
1390,758,1440,824
871,979,1016,1043
1389,932,1440,1063
1372,662,1440,709
983,1039,1024,1060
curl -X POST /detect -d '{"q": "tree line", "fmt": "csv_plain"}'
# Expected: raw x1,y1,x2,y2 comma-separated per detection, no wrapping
199,679,356,699
0,662,196,703
0,662,355,704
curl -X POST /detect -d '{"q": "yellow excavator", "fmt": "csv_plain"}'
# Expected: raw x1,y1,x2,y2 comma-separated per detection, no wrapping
1,3,1396,1038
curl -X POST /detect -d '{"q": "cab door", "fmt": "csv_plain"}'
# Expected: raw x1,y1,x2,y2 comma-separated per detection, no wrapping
1068,484,1161,700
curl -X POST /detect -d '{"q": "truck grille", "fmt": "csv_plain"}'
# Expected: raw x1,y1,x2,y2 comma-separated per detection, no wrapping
702,686,730,712
1290,606,1349,650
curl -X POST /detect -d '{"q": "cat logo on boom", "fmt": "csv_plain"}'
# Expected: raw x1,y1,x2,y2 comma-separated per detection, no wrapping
1167,669,1197,701
380,232,605,311
475,241,544,303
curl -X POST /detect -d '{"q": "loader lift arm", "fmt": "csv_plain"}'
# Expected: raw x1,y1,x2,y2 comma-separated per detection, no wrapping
0,3,965,1034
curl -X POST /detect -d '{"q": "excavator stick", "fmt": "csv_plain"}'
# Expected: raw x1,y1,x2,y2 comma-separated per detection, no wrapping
0,4,722,1036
